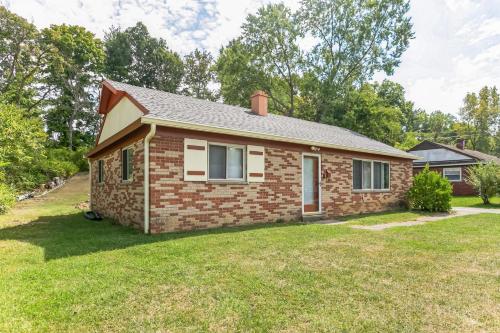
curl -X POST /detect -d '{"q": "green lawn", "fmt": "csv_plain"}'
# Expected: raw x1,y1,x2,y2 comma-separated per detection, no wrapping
451,195,500,208
1,174,499,332
338,210,433,226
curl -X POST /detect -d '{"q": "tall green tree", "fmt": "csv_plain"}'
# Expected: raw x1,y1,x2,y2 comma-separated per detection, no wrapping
104,23,183,93
338,83,403,145
459,86,499,153
42,24,105,149
241,3,303,116
216,4,303,115
216,39,265,109
298,0,414,122
181,49,218,101
0,6,48,111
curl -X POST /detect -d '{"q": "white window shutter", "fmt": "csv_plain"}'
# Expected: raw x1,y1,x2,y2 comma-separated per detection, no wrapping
184,139,208,181
247,145,265,182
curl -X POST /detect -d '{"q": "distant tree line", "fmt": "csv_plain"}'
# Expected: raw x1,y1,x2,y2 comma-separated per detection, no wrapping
0,1,499,210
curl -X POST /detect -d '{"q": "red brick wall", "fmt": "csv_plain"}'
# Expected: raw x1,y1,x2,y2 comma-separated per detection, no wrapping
90,139,145,229
148,128,413,233
413,165,476,196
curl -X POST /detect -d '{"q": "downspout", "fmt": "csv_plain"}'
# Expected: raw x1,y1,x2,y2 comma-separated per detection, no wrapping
88,160,92,209
144,124,156,234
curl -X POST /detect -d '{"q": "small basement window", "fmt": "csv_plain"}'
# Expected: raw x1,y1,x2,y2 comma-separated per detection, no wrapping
443,167,461,182
122,148,133,181
208,144,245,180
98,160,104,183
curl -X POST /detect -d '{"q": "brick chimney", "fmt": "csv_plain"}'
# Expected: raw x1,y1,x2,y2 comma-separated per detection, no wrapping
251,91,268,116
456,139,466,150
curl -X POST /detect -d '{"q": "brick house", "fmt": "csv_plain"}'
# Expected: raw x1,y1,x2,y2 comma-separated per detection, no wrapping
408,140,500,195
87,80,417,233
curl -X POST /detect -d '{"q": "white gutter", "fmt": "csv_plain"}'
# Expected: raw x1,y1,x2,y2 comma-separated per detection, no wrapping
143,124,156,234
141,117,420,160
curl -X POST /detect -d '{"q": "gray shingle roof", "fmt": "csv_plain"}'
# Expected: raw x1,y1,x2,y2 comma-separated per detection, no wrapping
108,80,416,159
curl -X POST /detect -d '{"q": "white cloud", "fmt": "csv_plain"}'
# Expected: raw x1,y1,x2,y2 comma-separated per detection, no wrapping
2,0,500,116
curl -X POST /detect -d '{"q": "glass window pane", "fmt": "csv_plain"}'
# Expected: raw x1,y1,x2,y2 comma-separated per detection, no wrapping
209,145,226,179
127,149,133,180
444,169,460,181
353,160,362,189
362,161,372,189
304,158,314,204
373,162,382,189
227,147,243,179
383,163,390,189
122,150,128,180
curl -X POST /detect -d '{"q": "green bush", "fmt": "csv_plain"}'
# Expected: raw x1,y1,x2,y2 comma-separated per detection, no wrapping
465,162,500,204
407,165,452,212
0,183,15,214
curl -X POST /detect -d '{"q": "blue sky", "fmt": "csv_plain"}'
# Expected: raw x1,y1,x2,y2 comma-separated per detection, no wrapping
3,0,500,116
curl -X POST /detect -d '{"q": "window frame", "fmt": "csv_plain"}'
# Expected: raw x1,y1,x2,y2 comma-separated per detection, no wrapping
207,142,246,181
352,158,391,192
121,147,134,182
97,160,104,184
443,167,461,182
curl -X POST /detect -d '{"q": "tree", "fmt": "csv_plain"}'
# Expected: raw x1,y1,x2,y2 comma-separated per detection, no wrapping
298,0,414,122
0,103,47,190
216,4,303,116
459,86,499,153
42,24,105,149
215,39,264,109
0,6,49,111
424,110,456,143
241,3,303,116
341,83,403,145
181,49,218,101
466,162,500,204
104,23,183,93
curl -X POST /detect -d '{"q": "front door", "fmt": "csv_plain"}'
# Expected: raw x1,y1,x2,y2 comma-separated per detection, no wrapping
303,155,320,213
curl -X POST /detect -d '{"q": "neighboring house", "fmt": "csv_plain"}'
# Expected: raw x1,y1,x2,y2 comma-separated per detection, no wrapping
408,140,500,195
87,80,417,233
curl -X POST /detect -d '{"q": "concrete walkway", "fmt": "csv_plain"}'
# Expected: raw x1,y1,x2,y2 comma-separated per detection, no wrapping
321,207,500,231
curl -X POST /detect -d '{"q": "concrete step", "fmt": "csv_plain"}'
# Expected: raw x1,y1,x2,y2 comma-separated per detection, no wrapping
302,213,326,222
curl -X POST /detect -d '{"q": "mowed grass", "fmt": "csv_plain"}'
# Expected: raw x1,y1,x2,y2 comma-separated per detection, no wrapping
451,195,500,208
338,210,433,226
0,174,499,332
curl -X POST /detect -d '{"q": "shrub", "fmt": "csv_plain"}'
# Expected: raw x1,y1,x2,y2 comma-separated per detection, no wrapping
0,183,15,214
465,162,500,204
407,165,452,212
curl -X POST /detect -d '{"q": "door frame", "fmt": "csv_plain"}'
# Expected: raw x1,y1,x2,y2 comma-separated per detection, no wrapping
301,153,322,215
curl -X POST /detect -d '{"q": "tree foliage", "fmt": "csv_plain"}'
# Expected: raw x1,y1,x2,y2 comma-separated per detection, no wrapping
104,23,184,93
459,86,499,153
42,24,105,149
465,162,500,204
0,6,48,111
181,49,218,101
298,0,414,122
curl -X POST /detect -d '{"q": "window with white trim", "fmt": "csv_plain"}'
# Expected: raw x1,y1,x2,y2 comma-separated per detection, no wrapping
443,167,461,182
98,160,104,183
208,144,245,180
353,159,390,190
121,148,133,181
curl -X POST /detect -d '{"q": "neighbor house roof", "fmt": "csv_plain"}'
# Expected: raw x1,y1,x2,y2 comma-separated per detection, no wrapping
408,140,500,166
93,80,417,159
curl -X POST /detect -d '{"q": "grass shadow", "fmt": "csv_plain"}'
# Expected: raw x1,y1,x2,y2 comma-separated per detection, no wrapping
0,212,302,261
